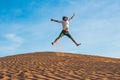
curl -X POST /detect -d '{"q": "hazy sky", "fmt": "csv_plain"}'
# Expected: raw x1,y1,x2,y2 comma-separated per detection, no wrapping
0,0,120,58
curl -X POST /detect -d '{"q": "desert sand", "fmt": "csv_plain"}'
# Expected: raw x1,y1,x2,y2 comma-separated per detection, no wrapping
0,52,120,80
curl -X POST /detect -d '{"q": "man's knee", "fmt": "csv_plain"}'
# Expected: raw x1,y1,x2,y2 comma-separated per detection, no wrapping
67,35,72,39
57,36,61,39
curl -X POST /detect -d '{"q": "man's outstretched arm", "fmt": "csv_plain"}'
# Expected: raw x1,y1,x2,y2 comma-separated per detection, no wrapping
51,19,62,23
69,13,75,21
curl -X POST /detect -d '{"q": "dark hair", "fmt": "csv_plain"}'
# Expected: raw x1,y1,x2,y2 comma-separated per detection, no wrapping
62,16,68,20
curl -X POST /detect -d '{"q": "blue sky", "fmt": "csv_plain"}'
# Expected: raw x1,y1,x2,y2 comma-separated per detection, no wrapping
0,0,120,58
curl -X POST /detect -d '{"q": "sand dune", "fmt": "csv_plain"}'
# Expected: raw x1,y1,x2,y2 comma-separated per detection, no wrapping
0,52,120,80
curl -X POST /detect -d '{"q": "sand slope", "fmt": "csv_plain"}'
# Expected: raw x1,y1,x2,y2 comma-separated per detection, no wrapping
0,52,120,80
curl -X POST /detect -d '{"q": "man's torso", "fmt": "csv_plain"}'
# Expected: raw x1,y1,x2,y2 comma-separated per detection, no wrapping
62,20,69,31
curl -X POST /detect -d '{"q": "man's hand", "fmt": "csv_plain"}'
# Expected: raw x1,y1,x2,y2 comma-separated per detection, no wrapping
51,19,54,21
73,13,75,17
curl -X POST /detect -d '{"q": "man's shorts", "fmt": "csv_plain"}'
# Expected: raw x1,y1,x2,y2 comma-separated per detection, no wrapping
58,30,72,38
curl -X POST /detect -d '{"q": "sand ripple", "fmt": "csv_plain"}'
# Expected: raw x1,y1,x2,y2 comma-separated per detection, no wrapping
0,52,120,80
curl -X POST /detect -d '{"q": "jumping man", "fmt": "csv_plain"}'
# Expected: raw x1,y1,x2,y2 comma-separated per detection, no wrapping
51,13,81,46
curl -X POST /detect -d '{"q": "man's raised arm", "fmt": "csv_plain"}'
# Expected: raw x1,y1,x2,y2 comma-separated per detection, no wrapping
69,13,75,21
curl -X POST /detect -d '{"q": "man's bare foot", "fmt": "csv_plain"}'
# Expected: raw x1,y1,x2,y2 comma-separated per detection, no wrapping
76,43,81,46
51,42,54,45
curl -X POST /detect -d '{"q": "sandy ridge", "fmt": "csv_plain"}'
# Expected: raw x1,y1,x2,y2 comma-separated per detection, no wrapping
0,52,120,80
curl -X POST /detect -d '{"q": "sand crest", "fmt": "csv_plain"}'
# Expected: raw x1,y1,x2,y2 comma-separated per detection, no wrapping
0,52,120,80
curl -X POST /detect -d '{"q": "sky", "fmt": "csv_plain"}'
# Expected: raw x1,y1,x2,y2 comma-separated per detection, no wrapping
0,0,120,58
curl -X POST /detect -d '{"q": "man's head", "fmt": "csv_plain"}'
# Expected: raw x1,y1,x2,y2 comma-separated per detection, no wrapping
62,16,68,21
